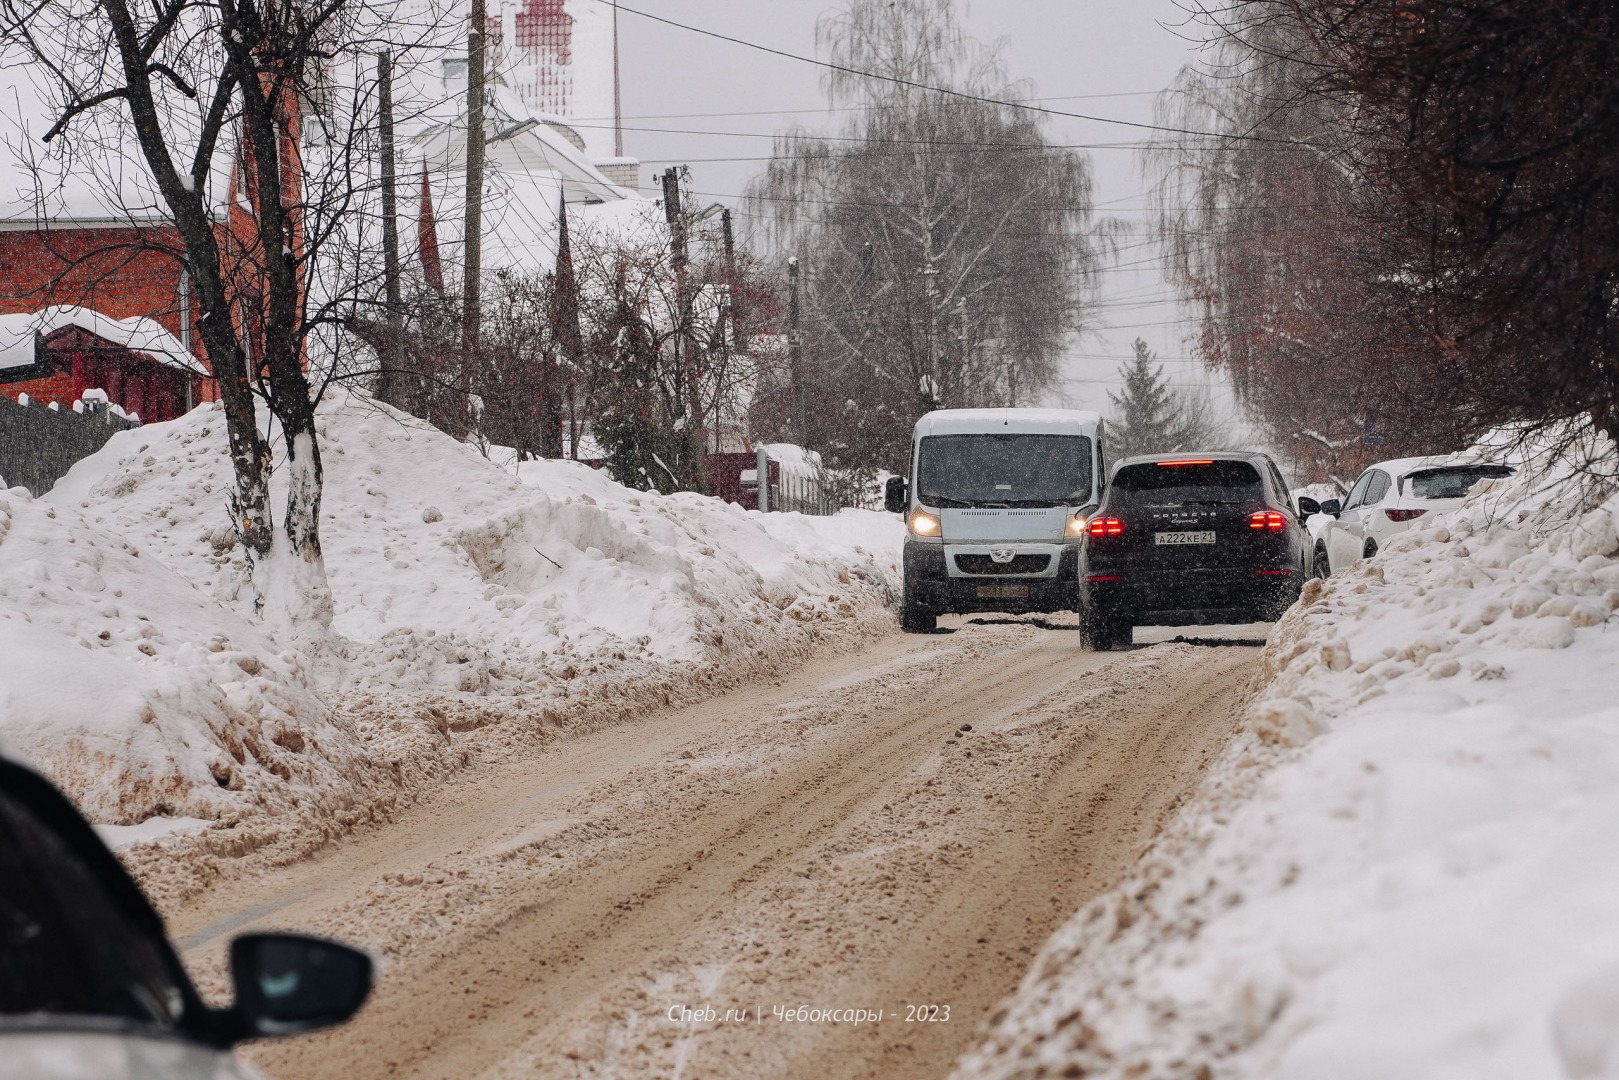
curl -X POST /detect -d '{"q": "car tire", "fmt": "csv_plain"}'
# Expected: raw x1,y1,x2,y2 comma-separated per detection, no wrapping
900,604,936,633
1363,538,1379,559
1311,543,1332,580
1082,605,1128,650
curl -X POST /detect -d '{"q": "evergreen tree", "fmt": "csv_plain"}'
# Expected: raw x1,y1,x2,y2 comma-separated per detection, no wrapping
1107,340,1178,458
1106,339,1235,459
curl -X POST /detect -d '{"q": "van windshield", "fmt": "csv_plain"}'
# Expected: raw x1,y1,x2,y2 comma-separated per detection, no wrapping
917,434,1093,508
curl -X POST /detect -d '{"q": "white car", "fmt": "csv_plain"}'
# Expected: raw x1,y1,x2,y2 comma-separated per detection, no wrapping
1307,456,1513,577
0,754,372,1080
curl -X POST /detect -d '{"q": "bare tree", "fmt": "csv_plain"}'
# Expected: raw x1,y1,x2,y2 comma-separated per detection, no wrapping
469,187,779,487
1152,1,1619,480
748,0,1099,474
0,0,441,626
1281,0,1619,448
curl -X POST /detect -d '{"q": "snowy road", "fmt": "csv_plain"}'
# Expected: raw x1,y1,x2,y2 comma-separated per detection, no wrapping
166,618,1259,1079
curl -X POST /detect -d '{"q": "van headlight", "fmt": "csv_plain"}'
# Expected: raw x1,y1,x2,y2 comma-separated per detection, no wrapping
909,510,941,537
1065,514,1088,538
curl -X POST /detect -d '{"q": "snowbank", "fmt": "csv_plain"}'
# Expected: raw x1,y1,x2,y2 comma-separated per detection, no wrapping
959,428,1619,1079
4,389,900,876
0,480,370,826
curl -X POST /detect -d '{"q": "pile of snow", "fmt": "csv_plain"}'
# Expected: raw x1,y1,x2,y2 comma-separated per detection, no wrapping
0,486,366,826
3,388,900,862
959,427,1619,1079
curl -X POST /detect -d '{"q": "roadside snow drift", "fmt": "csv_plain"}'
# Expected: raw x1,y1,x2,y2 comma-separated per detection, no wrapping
2,389,900,874
0,488,354,825
959,429,1619,1080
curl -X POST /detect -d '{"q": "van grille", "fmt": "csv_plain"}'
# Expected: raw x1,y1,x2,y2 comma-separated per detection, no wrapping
955,553,1051,576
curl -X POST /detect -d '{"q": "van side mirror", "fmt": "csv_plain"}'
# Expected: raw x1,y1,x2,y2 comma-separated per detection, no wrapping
884,476,908,514
227,933,372,1043
1319,498,1342,518
1296,496,1320,517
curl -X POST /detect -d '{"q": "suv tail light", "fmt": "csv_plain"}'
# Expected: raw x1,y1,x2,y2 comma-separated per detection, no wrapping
1248,511,1287,531
1087,516,1124,537
1384,508,1427,522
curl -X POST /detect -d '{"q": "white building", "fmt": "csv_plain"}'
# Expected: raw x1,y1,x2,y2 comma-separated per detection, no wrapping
485,0,638,188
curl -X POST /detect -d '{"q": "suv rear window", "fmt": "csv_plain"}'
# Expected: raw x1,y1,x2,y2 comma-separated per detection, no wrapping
1404,465,1513,500
1108,460,1264,507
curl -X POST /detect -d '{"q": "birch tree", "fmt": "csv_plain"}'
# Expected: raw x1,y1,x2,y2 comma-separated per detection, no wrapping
748,0,1098,473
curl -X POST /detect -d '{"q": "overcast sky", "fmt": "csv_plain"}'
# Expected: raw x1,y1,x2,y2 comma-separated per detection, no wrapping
588,0,1212,414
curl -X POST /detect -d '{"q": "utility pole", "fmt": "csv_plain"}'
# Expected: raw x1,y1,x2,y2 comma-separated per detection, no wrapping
378,51,400,321
661,167,699,474
788,256,804,441
461,0,487,401
612,1,623,158
715,208,741,454
376,51,403,408
721,208,741,344
919,259,941,408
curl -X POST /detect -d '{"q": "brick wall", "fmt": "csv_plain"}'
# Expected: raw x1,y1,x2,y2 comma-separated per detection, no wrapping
6,372,77,408
0,226,188,331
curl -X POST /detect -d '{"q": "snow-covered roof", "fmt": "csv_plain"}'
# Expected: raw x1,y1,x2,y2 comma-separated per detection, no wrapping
0,306,203,375
392,65,648,280
404,78,632,206
761,443,824,475
0,58,232,229
914,408,1104,438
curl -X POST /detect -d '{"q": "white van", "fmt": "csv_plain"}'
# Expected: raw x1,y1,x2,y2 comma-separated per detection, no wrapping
884,408,1105,632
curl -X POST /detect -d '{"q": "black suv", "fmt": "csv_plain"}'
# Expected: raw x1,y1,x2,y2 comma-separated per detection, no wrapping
1079,452,1308,649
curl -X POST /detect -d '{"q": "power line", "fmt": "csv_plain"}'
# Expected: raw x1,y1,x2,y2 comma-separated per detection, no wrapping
597,0,1302,147
562,90,1174,125
571,119,1150,150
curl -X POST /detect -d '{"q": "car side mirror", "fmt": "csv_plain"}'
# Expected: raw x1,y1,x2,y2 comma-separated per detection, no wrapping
1318,498,1342,517
1296,496,1320,517
884,476,909,515
227,933,372,1042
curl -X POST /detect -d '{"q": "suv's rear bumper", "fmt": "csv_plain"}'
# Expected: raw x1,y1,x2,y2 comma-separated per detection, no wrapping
1082,566,1300,625
904,541,1081,615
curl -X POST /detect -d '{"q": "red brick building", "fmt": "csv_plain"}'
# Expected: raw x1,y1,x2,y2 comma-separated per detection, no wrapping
0,219,210,416
0,307,205,423
0,61,304,420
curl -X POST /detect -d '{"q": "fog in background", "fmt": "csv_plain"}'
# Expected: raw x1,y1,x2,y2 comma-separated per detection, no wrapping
584,0,1217,417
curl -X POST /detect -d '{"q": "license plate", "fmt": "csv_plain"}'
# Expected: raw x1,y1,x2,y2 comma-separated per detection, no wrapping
1155,530,1216,545
976,584,1030,599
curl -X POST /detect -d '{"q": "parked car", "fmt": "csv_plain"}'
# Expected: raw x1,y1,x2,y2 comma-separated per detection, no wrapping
1079,452,1308,649
0,753,373,1080
886,408,1106,632
1307,456,1514,577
